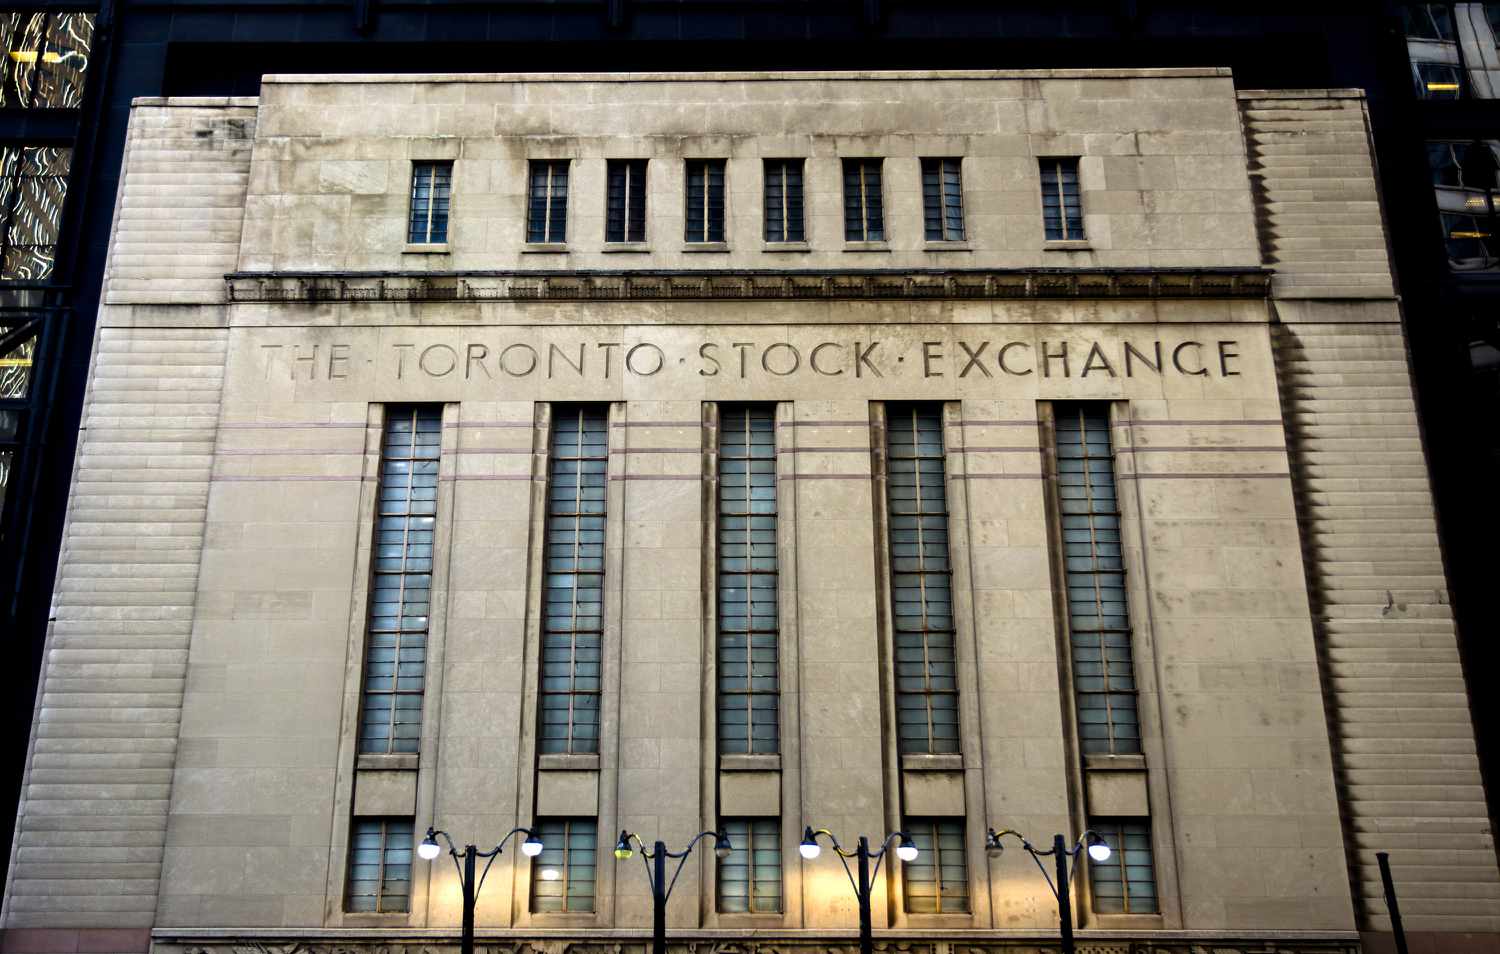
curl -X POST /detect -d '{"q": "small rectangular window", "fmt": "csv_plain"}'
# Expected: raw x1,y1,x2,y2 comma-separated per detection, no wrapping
531,818,597,913
0,12,94,109
606,159,647,243
718,818,781,913
358,406,441,755
884,404,959,756
903,818,968,914
1089,819,1157,914
686,159,726,243
407,162,452,245
718,405,779,755
0,145,70,280
540,406,608,755
843,158,884,241
1053,404,1140,756
1040,158,1084,241
763,159,805,242
346,817,413,913
921,158,965,241
527,160,569,243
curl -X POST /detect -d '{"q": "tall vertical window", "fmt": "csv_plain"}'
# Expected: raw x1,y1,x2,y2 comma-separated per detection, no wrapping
1040,158,1084,241
1428,139,1500,272
407,162,452,244
346,818,414,913
531,818,597,913
763,159,804,242
1089,819,1157,914
921,158,965,241
527,159,569,243
0,145,69,280
1054,404,1139,755
903,818,968,913
685,159,726,243
718,818,781,913
884,405,958,755
0,12,93,108
358,407,440,755
606,159,647,243
541,407,607,755
843,158,884,241
718,405,779,755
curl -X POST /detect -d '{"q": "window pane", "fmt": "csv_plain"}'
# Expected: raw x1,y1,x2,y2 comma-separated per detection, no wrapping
0,12,93,109
359,406,442,754
763,159,804,243
532,818,597,913
686,159,726,243
1089,819,1157,914
606,159,647,243
922,158,965,241
1040,158,1084,241
346,818,413,913
1428,140,1500,273
843,158,884,241
407,162,452,244
903,818,968,913
718,818,782,913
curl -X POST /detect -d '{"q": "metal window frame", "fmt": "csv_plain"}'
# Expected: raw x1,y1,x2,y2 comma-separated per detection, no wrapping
843,157,884,241
530,817,598,913
528,158,569,243
762,158,804,243
0,11,94,111
1087,817,1158,915
605,158,646,243
407,161,452,244
0,143,71,281
539,404,608,755
716,403,780,756
920,157,965,241
345,816,415,914
685,157,726,243
902,817,969,914
716,817,782,913
883,403,960,756
1040,157,1084,241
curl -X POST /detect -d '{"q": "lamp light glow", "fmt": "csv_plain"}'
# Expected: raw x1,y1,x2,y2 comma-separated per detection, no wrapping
417,834,442,861
521,833,544,857
1087,841,1112,863
895,834,918,862
714,831,733,860
540,867,560,881
798,827,820,860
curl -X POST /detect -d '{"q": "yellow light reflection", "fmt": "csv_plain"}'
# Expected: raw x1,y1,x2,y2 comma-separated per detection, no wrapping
1450,230,1492,239
6,50,61,63
1427,82,1461,91
0,358,32,367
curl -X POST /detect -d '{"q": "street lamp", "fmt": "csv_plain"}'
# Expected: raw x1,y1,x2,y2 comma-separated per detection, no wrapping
417,826,544,954
983,827,1110,954
799,826,919,954
613,829,733,954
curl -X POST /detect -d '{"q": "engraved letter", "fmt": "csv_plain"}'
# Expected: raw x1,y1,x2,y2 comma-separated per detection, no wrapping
419,344,458,377
260,344,283,381
1124,341,1161,377
1080,342,1116,378
500,343,538,377
922,341,944,378
1217,340,1241,377
957,341,993,378
998,341,1033,376
328,343,351,380
466,343,491,379
597,342,620,379
548,343,584,379
854,341,882,378
1172,341,1209,376
810,342,844,376
292,344,319,380
1041,340,1070,378
698,342,722,377
393,343,415,379
626,343,665,376
762,343,800,376
731,342,755,378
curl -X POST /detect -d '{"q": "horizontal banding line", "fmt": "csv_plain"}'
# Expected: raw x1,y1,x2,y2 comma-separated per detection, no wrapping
1125,419,1283,426
964,472,1045,479
1116,471,1291,480
217,421,368,429
1117,445,1286,453
212,474,363,481
786,420,871,427
449,474,532,480
790,446,869,453
458,421,536,428
777,473,870,480
959,420,1037,427
610,474,700,480
613,420,701,427
960,446,1039,453
620,447,700,453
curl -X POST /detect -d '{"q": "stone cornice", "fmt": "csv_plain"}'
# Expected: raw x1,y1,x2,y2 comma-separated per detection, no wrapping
224,268,1272,305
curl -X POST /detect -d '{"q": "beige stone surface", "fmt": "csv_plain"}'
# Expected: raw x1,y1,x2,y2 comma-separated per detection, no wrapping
15,69,1495,950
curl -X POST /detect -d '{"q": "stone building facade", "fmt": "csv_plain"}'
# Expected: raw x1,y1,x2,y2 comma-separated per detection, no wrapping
1,70,1495,954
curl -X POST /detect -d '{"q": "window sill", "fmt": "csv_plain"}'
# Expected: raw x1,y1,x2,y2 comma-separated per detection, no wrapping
1089,912,1165,930
720,753,781,772
1043,240,1092,251
762,241,810,253
682,242,731,253
602,242,651,253
843,241,890,252
1083,753,1147,772
356,753,419,771
341,913,412,927
900,753,963,772
900,912,975,928
715,912,787,926
522,243,569,254
923,240,972,252
538,752,599,771
402,243,449,255
526,912,600,926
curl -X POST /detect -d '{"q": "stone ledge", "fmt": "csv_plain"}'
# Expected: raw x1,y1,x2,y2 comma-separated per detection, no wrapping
224,268,1272,304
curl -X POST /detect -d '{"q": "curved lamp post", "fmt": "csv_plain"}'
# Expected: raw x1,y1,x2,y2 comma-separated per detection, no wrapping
983,827,1111,954
417,826,543,954
613,829,733,954
798,826,918,954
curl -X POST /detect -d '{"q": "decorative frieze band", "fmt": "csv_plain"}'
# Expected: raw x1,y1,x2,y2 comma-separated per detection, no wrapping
162,938,1359,954
223,268,1272,304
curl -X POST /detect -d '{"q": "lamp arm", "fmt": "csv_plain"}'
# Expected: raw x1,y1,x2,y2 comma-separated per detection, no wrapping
808,828,862,898
426,828,468,885
664,830,721,900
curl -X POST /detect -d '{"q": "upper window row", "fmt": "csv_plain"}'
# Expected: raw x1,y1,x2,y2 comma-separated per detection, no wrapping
0,11,92,109
406,157,1085,248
